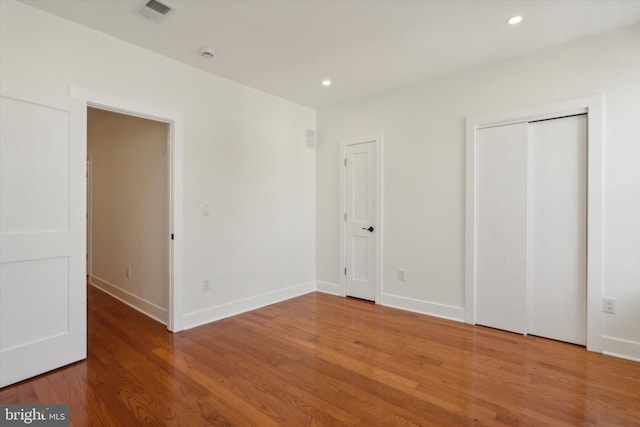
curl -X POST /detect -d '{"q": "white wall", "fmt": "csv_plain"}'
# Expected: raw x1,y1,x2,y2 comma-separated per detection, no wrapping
88,108,169,323
316,24,640,360
0,0,316,329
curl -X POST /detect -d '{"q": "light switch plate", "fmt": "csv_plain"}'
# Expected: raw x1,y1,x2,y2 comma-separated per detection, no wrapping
602,297,616,314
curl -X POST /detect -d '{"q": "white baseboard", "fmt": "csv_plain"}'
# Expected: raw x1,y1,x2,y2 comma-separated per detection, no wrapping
602,336,640,362
183,281,316,330
90,275,167,325
381,293,465,322
316,281,342,296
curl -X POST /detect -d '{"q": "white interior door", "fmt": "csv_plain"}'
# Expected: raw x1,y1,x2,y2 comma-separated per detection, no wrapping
475,123,528,334
528,115,587,345
345,142,376,301
0,81,87,387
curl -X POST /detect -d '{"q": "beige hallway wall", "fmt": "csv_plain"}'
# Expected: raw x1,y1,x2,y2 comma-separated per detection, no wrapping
88,108,169,323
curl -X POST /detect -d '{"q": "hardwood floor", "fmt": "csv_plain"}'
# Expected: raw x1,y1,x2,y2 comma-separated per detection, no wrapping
2,287,639,426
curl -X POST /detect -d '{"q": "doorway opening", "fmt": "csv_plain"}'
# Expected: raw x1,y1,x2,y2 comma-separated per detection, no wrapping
87,107,170,326
72,86,185,332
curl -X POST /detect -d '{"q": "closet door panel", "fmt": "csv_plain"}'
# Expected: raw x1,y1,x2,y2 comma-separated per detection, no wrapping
476,123,528,334
528,115,587,345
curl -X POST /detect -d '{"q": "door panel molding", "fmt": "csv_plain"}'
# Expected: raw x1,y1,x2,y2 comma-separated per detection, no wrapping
340,135,383,303
465,95,603,352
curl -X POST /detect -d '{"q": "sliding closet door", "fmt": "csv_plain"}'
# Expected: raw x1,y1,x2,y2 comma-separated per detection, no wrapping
475,123,528,334
528,115,587,345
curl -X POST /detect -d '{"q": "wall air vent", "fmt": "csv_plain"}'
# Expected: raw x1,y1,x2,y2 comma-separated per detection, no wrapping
139,0,176,21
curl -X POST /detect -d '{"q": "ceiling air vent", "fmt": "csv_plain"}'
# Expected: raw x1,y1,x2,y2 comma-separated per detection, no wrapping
139,0,176,21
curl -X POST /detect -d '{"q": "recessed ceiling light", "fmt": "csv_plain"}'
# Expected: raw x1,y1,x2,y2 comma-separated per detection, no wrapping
322,79,332,87
507,15,523,25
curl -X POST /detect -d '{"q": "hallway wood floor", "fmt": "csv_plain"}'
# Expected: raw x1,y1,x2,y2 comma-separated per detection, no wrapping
1,286,639,426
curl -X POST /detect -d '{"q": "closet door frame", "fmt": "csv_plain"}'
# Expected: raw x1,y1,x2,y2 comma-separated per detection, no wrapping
465,95,604,353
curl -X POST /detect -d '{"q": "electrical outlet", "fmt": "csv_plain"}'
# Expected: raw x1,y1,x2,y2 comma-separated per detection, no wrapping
398,269,406,281
602,297,616,314
202,203,212,216
126,266,132,278
202,278,211,291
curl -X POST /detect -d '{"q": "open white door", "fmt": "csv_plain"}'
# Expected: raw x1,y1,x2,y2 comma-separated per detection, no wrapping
0,81,87,387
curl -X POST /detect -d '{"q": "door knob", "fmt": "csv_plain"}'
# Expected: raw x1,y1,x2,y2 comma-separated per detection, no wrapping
362,226,374,232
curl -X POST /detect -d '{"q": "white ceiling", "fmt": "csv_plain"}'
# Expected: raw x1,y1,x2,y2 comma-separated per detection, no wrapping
19,0,640,108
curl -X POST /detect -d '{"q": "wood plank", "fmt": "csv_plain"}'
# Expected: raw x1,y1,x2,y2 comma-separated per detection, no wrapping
1,287,639,426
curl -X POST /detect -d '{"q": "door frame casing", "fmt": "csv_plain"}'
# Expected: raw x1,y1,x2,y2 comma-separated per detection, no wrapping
339,135,384,302
86,158,92,279
71,86,184,332
465,95,603,352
